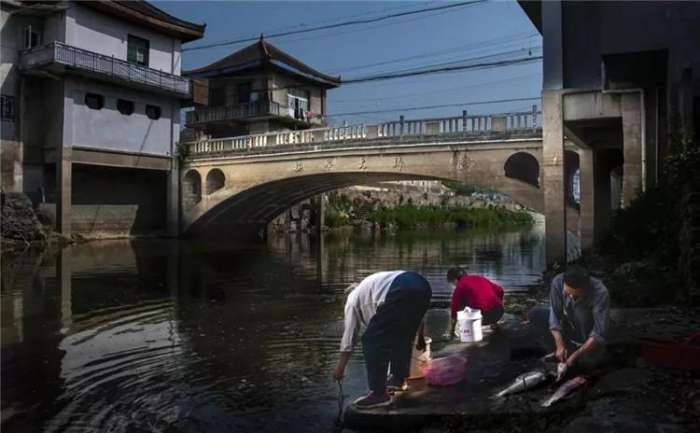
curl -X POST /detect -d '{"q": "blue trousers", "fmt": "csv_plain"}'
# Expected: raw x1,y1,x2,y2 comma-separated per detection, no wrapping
361,272,432,393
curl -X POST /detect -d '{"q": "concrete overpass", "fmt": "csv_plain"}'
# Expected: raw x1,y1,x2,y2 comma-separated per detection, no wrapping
179,109,568,240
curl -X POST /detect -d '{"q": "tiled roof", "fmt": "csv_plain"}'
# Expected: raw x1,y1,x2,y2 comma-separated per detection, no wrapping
83,0,205,42
184,36,341,88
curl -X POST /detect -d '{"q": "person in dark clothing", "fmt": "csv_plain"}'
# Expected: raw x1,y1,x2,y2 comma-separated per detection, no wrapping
334,271,432,409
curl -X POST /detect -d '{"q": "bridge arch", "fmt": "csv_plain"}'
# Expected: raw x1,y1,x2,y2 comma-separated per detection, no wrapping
185,173,541,239
180,138,545,239
504,152,540,187
182,169,202,208
206,168,226,195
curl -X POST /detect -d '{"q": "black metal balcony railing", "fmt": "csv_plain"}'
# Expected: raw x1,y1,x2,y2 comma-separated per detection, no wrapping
20,41,191,97
185,100,281,125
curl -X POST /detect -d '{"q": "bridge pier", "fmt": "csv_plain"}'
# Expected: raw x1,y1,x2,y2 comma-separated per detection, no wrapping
542,90,568,266
312,193,325,238
579,147,595,252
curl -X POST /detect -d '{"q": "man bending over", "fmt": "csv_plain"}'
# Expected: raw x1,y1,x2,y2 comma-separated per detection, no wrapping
334,271,432,409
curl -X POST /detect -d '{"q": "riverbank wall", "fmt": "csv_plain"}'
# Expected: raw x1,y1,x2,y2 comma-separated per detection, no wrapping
269,182,533,234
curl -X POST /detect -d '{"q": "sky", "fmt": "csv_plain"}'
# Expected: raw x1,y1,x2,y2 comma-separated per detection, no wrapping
155,0,542,126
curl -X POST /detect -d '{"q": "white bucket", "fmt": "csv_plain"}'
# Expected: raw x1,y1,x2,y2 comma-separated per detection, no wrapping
456,307,483,342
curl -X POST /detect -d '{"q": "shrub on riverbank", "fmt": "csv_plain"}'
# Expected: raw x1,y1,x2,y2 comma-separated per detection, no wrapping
367,205,533,231
600,129,699,305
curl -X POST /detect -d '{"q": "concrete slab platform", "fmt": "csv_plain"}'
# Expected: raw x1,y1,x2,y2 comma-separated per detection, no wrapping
344,315,580,430
343,307,700,431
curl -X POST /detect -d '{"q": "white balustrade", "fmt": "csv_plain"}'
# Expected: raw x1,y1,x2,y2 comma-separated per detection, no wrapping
185,109,542,157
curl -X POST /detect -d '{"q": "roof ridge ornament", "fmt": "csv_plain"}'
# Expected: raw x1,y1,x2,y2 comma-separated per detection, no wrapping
259,33,270,57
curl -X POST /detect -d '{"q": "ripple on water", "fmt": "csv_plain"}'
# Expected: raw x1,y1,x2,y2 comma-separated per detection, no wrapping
2,227,544,433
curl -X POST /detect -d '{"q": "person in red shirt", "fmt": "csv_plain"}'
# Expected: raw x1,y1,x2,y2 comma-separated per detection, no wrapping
446,267,505,337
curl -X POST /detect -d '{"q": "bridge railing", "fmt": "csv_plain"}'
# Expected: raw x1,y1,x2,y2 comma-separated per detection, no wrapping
187,108,542,156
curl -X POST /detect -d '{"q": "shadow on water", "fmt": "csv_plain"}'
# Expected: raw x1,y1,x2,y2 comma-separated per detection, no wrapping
1,225,544,433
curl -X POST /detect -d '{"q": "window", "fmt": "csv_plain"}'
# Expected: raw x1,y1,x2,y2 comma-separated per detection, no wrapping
238,82,251,104
117,99,134,115
209,86,225,106
237,82,252,104
1,95,16,122
24,25,41,49
127,35,149,66
287,88,310,120
145,105,161,120
85,93,104,110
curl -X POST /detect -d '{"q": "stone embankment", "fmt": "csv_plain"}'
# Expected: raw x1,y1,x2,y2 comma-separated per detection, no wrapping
269,182,532,233
1,192,72,253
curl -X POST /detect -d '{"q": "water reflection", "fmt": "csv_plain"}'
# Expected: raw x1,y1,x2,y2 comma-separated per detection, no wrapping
1,225,544,433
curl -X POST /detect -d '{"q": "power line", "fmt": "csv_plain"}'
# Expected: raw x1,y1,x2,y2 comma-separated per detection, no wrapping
327,96,541,117
327,32,539,74
191,2,434,49
343,56,542,84
331,72,541,103
183,0,487,52
274,4,467,47
358,47,541,77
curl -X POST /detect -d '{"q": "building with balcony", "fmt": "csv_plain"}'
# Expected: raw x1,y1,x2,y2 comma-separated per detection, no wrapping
1,0,205,237
184,36,341,138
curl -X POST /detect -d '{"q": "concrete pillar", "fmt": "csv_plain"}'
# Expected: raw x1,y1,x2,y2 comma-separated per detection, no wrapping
621,93,643,208
56,148,72,236
542,90,567,266
313,193,325,237
316,230,325,286
594,151,613,242
167,158,179,237
579,147,595,252
56,80,72,236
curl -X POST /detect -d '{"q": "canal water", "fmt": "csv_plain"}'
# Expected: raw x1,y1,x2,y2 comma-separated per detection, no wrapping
1,226,544,433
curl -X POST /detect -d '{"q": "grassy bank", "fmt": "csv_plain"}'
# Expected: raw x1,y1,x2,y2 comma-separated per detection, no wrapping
366,205,534,231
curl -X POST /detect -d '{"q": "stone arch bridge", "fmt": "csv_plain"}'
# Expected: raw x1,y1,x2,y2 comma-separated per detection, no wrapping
180,110,577,239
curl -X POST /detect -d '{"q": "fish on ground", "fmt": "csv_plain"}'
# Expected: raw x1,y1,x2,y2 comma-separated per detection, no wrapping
556,362,568,382
541,376,587,407
492,370,548,398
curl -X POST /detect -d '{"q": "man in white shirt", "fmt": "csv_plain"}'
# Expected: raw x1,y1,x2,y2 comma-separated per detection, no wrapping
333,270,432,409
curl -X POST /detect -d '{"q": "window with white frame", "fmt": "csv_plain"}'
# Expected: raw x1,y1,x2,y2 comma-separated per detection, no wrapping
287,88,309,119
24,25,41,49
127,35,149,66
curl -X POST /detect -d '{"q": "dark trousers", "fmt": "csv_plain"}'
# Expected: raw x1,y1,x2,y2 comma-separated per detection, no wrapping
362,272,432,393
482,305,504,326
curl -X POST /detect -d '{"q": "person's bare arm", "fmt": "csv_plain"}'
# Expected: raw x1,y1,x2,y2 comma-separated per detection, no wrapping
334,352,351,381
551,329,568,362
566,336,598,367
448,317,458,339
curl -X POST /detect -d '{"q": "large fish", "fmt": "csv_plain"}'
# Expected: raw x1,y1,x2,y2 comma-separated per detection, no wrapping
541,376,587,407
493,370,548,398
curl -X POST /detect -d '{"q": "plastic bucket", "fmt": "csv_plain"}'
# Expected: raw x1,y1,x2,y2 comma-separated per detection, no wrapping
456,307,483,342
